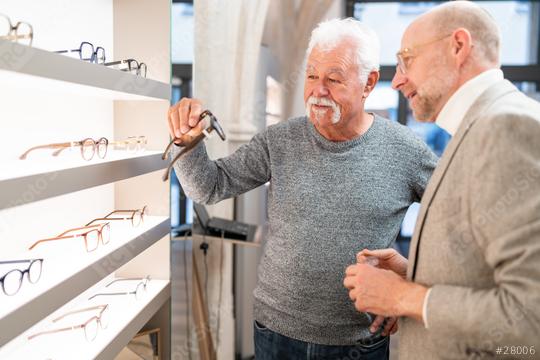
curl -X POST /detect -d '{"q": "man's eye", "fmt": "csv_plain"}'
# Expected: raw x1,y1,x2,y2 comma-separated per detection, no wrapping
329,78,341,84
307,75,318,80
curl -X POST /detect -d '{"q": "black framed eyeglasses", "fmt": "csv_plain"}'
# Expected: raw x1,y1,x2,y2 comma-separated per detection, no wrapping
0,259,43,296
104,58,147,77
0,13,33,46
161,110,226,182
55,41,106,64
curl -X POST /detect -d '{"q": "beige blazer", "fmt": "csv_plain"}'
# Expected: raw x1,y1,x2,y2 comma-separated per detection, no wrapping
399,80,540,360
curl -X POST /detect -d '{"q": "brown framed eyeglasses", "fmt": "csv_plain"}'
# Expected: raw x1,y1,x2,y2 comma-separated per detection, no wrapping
396,33,453,74
161,110,226,182
85,206,148,227
19,137,109,161
28,223,111,252
28,304,109,342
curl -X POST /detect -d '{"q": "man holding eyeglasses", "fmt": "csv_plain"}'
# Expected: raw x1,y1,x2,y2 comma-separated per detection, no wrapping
344,2,540,359
168,18,438,359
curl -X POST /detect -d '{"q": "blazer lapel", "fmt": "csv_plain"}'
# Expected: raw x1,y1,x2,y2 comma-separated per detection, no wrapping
407,80,518,281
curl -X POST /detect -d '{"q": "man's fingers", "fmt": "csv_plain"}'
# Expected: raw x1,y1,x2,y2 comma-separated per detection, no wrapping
179,99,192,134
168,105,181,139
381,317,397,336
390,321,399,335
369,315,385,333
345,264,358,276
343,274,356,290
348,288,357,301
189,101,203,127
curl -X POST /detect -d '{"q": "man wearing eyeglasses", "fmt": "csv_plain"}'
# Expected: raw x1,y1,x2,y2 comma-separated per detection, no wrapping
168,18,438,359
344,2,540,359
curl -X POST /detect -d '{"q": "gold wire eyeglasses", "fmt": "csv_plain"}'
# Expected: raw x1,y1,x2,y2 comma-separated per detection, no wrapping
161,110,226,182
88,276,151,300
396,33,452,74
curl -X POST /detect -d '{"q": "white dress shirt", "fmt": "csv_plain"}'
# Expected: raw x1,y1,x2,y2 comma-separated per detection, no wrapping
421,68,504,328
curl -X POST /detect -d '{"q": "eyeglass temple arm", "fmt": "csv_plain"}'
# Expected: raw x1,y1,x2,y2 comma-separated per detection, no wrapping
28,324,84,340
85,218,111,226
58,224,102,237
28,233,86,250
89,291,134,300
19,142,72,159
0,259,41,264
53,305,107,322
162,133,206,182
106,276,150,287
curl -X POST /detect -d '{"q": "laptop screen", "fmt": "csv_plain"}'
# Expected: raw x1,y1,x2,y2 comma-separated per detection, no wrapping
193,203,210,228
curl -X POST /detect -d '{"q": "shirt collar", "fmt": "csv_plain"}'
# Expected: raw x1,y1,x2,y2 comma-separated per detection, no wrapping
436,69,504,136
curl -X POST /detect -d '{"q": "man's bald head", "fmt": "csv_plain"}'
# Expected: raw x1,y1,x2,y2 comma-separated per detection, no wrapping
413,1,500,65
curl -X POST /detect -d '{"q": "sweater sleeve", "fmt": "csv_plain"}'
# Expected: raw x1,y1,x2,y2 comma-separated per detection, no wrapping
171,130,272,204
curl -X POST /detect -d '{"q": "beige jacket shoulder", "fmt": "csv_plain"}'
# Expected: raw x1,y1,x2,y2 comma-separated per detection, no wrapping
399,80,540,360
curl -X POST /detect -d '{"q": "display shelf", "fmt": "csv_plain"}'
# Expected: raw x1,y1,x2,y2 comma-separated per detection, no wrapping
0,216,169,347
0,40,171,101
0,151,167,210
0,279,170,360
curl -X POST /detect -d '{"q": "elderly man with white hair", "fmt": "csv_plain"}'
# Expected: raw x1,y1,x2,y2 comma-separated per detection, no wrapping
168,18,437,359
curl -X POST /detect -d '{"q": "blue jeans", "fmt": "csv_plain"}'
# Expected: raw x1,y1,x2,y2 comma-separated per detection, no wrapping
254,321,389,360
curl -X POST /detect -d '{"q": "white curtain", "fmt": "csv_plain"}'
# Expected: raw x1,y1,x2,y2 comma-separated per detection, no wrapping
192,1,270,359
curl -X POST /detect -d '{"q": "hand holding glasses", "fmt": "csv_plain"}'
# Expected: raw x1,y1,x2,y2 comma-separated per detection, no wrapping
88,276,151,300
28,304,109,342
19,137,109,161
162,110,226,181
0,259,43,296
55,41,106,64
28,223,111,252
0,14,33,46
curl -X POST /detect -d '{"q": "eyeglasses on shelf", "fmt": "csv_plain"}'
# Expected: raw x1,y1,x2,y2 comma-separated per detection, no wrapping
110,136,147,153
0,258,43,296
161,110,226,182
86,206,148,227
28,304,109,342
55,41,106,64
28,223,111,252
104,58,147,77
19,137,109,161
88,276,150,300
0,14,33,46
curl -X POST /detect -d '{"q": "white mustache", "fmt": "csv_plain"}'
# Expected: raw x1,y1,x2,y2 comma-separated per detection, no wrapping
306,96,341,124
307,97,337,108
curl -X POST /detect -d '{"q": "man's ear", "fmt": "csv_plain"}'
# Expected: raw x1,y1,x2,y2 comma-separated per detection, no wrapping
451,28,473,67
363,71,380,99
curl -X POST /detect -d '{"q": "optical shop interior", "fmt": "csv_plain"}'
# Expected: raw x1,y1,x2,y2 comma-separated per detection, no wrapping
1,0,540,360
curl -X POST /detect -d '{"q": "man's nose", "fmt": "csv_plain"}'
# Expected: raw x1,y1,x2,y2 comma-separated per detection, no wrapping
391,67,406,90
313,82,330,97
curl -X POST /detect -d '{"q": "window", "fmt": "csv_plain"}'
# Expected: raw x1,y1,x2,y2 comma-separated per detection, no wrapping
347,0,540,256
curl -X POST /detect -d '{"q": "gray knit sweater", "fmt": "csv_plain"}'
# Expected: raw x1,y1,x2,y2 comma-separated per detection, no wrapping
173,115,437,345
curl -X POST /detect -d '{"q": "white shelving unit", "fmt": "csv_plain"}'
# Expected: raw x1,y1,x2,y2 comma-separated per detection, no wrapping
0,0,171,358
0,152,167,210
0,40,170,101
